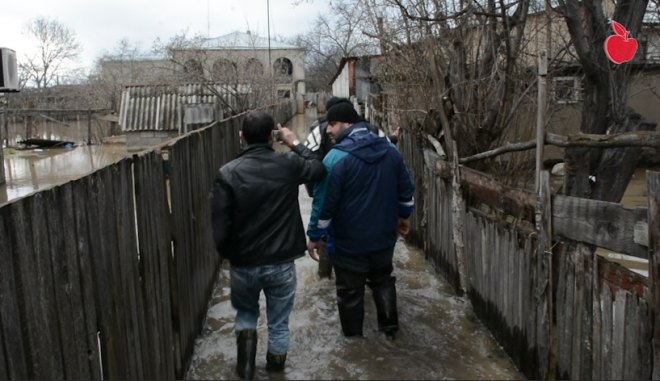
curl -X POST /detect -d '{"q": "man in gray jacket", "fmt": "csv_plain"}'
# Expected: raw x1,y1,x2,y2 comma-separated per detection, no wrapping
211,110,326,379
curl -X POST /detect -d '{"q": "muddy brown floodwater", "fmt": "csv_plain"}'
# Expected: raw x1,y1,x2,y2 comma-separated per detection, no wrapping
1,144,129,205
185,112,524,380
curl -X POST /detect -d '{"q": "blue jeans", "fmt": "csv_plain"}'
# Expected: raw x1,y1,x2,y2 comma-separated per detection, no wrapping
230,262,297,355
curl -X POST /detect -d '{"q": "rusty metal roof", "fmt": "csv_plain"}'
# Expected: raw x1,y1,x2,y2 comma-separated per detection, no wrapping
119,83,246,132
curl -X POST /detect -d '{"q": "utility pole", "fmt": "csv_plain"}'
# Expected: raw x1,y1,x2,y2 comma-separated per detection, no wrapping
267,0,273,103
0,94,6,185
535,0,552,193
535,50,547,193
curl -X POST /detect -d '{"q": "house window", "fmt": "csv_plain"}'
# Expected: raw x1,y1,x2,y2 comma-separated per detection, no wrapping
552,76,581,104
273,58,293,82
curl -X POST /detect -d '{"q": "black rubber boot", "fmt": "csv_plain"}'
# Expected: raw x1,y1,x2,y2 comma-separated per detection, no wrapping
335,266,366,337
370,277,399,341
266,351,287,372
236,329,258,379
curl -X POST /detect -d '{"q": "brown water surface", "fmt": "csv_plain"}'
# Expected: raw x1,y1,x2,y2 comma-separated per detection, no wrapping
1,144,129,205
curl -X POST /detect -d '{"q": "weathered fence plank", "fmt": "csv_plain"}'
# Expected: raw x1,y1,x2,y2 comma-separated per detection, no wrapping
0,209,28,379
437,160,537,222
579,245,593,381
135,152,164,379
116,159,145,379
611,288,627,380
649,171,660,380
536,171,552,380
61,182,95,379
85,170,125,379
553,195,647,258
71,177,103,380
592,255,602,381
169,137,195,375
46,186,84,379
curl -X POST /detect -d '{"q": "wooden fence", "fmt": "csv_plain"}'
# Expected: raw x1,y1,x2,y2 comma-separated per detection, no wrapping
397,129,657,380
0,100,296,380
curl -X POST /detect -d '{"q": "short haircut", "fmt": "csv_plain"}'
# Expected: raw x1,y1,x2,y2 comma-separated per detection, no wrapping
242,110,274,144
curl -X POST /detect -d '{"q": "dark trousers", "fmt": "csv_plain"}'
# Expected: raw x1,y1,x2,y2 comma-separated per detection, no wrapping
333,256,399,337
318,236,333,279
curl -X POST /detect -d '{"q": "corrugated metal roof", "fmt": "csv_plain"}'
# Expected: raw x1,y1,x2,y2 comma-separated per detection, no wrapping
202,31,301,50
119,83,247,132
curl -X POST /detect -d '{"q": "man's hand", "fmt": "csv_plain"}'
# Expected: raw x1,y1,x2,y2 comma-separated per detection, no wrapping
397,217,410,235
277,123,298,149
307,240,321,262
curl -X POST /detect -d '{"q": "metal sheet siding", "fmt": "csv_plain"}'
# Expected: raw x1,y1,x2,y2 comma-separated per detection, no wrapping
120,84,235,132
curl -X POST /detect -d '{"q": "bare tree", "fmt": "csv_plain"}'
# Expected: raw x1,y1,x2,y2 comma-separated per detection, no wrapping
296,0,379,91
89,39,154,111
354,0,536,179
556,0,655,202
20,16,82,88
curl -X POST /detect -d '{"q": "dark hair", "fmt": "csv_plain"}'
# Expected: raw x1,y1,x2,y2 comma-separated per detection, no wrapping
242,110,274,144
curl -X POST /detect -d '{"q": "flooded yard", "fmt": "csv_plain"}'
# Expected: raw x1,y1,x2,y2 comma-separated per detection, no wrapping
1,144,128,205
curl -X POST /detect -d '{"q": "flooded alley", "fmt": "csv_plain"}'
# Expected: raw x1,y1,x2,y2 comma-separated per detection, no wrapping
185,112,524,380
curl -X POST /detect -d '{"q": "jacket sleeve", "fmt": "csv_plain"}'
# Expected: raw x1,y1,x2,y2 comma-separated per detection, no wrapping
397,154,415,218
303,126,325,197
291,143,327,184
211,169,233,255
307,150,345,242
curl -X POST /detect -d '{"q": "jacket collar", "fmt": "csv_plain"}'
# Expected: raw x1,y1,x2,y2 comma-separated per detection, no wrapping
336,122,368,144
239,143,274,157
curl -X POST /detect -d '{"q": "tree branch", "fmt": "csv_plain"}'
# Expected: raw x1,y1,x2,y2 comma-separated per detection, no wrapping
460,130,660,164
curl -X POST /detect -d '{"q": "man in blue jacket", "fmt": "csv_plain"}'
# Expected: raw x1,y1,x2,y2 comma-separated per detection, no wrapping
306,102,415,340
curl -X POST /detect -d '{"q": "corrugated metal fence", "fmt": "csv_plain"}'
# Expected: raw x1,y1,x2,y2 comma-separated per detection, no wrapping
0,100,296,379
397,128,657,380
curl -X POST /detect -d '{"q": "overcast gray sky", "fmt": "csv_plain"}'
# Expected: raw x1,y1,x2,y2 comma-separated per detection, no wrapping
1,0,327,70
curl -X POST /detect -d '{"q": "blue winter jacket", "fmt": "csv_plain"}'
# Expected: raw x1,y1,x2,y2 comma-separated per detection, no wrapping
307,122,415,255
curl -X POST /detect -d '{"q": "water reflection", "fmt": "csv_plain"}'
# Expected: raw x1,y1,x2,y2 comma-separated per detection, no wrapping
1,145,129,205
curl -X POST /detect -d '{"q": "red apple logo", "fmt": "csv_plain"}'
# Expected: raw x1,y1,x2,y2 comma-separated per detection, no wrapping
604,21,638,64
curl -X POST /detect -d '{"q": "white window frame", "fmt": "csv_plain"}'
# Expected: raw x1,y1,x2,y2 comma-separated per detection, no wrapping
552,76,581,104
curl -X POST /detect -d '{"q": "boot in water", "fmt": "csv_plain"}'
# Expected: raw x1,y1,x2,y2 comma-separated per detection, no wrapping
236,329,257,379
266,352,287,372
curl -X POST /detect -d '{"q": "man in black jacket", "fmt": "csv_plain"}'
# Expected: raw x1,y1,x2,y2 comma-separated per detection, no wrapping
211,110,326,379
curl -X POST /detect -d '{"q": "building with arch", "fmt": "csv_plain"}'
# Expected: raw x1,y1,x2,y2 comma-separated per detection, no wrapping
195,31,305,100
102,31,305,150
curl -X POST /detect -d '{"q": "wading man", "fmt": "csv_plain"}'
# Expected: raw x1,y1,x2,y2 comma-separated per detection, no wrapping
307,103,415,341
211,110,326,379
304,97,402,280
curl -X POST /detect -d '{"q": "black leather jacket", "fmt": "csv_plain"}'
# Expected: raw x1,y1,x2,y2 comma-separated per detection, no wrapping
211,143,326,267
